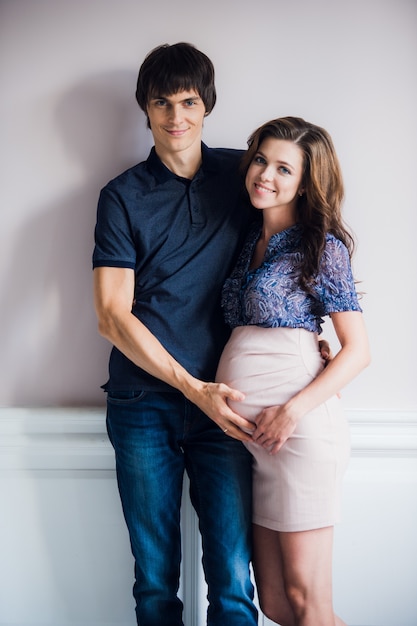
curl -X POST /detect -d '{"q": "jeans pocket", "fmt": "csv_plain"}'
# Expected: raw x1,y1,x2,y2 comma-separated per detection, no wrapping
107,390,147,406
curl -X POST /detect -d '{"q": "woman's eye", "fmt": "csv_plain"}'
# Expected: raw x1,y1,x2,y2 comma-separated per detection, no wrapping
254,155,266,164
279,166,291,175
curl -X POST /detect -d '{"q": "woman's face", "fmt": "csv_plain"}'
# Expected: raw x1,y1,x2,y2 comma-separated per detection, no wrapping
245,137,304,216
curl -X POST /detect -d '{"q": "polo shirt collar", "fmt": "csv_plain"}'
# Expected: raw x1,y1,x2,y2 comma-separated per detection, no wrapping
146,143,218,184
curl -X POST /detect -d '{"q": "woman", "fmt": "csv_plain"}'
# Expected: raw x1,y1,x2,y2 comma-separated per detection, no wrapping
216,117,370,626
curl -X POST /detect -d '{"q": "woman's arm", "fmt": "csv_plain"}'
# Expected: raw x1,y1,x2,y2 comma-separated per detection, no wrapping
253,311,370,454
93,266,254,439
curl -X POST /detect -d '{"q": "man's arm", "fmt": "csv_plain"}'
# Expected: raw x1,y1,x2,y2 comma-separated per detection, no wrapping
93,266,254,440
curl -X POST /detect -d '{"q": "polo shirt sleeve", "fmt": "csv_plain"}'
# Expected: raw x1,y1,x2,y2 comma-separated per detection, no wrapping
92,185,137,269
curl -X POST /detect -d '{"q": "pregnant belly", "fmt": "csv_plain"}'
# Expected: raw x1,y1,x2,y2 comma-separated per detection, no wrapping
215,326,324,422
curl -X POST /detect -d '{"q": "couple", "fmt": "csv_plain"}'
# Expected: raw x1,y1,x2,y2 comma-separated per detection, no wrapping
93,42,370,626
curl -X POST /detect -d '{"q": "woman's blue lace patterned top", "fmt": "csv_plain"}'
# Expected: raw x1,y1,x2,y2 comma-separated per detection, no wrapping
221,224,362,334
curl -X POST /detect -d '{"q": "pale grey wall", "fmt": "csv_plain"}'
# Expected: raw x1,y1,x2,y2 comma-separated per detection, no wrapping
1,0,416,410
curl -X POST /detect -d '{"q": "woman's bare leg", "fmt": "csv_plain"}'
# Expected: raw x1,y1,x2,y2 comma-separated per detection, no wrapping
253,523,294,626
253,523,347,626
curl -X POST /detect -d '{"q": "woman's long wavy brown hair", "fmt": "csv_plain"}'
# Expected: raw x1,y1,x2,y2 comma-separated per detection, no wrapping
241,116,355,290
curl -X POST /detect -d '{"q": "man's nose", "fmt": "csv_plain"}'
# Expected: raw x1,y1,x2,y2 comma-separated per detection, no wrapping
168,105,183,124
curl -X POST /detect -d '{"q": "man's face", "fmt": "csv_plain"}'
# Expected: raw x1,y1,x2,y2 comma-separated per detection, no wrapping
146,90,206,160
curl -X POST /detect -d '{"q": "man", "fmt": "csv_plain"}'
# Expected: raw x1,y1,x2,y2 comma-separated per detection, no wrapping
93,43,258,626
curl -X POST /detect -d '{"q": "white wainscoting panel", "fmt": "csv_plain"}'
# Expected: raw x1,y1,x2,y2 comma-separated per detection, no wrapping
0,408,416,626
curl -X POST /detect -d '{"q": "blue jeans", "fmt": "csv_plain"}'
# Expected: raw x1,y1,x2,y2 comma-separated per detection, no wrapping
106,390,257,626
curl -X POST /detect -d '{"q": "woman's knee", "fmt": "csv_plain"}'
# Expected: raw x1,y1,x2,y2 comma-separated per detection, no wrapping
284,578,334,623
283,579,308,620
258,590,294,626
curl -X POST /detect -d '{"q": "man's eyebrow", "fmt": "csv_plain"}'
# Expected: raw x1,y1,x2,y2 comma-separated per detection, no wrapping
149,95,201,102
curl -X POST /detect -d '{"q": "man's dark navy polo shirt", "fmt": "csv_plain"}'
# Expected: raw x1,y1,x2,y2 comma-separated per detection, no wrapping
93,143,251,392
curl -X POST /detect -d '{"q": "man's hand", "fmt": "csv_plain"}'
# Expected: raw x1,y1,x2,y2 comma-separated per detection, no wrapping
318,338,332,364
187,381,255,442
318,338,342,397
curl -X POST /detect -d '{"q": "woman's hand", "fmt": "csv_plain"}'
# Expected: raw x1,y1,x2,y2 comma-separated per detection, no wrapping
253,312,370,455
252,404,299,455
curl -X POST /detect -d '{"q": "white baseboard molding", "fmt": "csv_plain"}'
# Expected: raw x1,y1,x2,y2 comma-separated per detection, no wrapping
348,408,417,456
0,407,110,470
0,407,416,470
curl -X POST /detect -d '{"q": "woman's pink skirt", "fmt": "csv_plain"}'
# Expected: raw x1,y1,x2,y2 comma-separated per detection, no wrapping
216,326,350,532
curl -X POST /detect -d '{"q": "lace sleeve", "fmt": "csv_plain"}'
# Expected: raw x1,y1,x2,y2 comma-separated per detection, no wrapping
317,236,362,314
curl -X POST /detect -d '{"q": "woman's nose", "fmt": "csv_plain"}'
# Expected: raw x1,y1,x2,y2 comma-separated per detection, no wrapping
260,165,274,180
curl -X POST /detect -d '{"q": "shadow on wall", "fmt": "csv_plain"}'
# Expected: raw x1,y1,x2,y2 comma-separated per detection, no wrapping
1,71,153,406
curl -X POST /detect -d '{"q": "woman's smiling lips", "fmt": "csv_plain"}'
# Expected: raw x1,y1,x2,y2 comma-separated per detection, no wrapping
254,182,275,194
